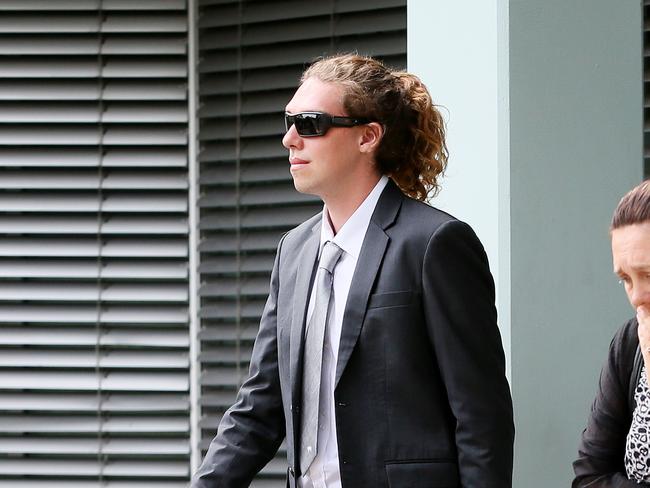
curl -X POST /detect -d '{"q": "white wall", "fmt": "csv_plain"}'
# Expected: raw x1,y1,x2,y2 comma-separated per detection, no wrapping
408,0,511,370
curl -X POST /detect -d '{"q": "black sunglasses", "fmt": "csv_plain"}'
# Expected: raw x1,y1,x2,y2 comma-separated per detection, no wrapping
284,111,370,137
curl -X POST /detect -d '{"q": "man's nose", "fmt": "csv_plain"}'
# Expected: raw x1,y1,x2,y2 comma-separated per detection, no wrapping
630,284,650,309
282,124,302,150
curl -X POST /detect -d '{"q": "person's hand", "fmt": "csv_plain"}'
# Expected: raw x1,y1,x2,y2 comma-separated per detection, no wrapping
637,305,650,378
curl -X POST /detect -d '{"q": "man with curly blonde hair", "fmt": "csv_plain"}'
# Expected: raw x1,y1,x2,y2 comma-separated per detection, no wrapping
194,53,514,488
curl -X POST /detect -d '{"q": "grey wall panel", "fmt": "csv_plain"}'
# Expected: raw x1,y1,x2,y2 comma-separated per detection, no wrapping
196,0,406,485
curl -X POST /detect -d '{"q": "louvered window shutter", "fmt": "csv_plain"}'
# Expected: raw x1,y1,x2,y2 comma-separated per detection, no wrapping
0,1,191,486
196,1,406,485
646,0,649,176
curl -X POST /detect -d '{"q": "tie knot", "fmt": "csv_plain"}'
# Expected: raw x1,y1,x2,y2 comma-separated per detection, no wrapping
319,241,343,274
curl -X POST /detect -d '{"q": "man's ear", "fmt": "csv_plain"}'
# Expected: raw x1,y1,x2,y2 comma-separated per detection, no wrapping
359,122,384,154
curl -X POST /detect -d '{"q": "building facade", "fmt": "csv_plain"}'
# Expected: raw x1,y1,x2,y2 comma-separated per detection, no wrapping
0,1,643,487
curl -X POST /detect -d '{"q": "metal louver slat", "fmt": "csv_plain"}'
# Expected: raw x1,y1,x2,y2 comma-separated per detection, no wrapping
0,260,187,279
0,59,187,78
0,415,188,433
0,13,187,33
0,148,188,167
105,0,188,9
0,482,187,488
0,216,188,233
0,80,187,101
0,102,188,123
200,159,295,183
0,1,191,486
198,323,260,343
0,126,187,145
0,194,187,212
0,36,186,55
0,371,189,391
0,327,189,345
0,349,189,368
0,392,189,411
0,437,189,455
0,459,189,477
197,1,406,485
0,1,103,9
199,231,286,253
200,300,265,321
0,282,188,301
0,238,188,257
0,169,186,188
200,0,406,27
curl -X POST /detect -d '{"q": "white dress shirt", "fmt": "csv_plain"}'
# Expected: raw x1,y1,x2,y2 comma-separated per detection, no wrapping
299,175,388,488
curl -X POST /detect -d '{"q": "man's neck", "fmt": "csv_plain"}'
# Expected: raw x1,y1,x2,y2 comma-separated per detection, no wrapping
323,174,382,234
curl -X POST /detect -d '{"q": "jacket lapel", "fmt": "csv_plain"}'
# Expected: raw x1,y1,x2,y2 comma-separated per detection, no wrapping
335,180,402,387
289,218,320,403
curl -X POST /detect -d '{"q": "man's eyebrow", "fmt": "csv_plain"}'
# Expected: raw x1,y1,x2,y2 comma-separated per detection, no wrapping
614,264,650,275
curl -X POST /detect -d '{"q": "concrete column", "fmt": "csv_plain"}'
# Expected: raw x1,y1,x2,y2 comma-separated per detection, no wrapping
408,1,642,486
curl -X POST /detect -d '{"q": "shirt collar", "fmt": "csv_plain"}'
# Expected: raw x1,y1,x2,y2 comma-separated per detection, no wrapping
319,175,389,260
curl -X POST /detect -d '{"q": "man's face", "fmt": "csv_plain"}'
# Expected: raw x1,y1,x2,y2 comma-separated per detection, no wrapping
282,77,368,200
612,221,650,311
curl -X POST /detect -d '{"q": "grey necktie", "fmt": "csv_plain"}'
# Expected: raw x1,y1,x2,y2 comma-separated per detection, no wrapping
299,240,343,475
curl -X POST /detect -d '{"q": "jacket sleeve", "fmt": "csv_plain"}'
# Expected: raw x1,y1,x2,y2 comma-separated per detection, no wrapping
422,219,515,488
572,319,648,488
192,235,287,488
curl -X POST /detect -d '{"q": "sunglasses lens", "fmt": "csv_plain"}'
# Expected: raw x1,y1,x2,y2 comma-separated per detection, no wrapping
284,114,295,132
295,113,324,136
285,112,329,136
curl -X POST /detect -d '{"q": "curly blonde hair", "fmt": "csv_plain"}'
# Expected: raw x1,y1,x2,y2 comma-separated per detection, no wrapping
302,53,448,201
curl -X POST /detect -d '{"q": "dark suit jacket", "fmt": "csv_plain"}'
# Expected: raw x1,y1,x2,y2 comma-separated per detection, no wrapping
193,180,514,488
573,318,650,487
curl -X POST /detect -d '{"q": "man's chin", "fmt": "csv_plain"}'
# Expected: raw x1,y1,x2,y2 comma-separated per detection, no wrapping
292,179,319,197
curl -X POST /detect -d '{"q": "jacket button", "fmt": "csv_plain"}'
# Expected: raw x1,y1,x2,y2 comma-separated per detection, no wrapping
337,402,347,407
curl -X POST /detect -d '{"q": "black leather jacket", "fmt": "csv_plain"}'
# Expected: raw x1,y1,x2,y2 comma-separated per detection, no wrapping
573,318,649,487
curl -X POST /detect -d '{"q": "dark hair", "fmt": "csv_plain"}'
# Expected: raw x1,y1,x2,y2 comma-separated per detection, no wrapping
611,180,650,230
302,53,448,202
